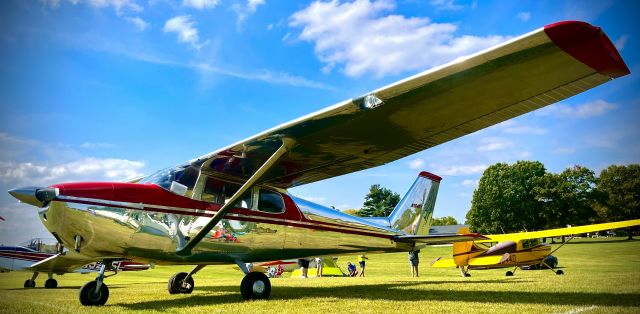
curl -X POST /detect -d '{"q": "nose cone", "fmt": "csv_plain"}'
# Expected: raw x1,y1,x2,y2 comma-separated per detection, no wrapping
8,186,58,208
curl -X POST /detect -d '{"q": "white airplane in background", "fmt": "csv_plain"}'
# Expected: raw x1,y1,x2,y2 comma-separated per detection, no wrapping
0,238,150,288
8,21,630,306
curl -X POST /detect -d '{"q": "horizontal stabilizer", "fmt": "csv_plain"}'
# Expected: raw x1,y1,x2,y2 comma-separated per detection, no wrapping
430,257,457,268
394,233,488,244
468,254,509,266
484,219,640,242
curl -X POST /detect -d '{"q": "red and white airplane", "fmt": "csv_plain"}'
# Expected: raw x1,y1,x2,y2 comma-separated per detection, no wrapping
7,21,630,306
0,238,150,288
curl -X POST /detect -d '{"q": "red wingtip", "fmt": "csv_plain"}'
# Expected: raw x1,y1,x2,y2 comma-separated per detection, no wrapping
544,21,630,78
419,171,442,182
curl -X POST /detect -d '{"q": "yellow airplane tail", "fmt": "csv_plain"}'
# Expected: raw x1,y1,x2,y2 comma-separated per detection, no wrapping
452,227,484,266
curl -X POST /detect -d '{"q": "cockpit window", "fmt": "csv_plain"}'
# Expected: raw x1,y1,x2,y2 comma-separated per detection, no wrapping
258,189,285,213
201,177,252,209
140,164,199,197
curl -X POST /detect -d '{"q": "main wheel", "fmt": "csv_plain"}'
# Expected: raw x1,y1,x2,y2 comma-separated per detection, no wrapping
23,279,35,288
556,270,564,275
79,281,109,306
45,278,58,289
168,272,194,295
506,271,514,276
465,273,471,277
240,271,271,300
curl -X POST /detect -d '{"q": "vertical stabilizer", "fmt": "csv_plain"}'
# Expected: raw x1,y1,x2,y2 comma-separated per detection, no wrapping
388,171,441,235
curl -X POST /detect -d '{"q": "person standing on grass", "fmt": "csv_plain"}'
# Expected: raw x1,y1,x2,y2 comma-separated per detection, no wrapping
409,250,420,277
315,257,324,277
298,258,309,278
358,254,368,277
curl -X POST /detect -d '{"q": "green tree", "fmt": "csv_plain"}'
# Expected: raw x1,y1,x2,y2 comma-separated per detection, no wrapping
596,164,640,239
466,161,547,234
358,184,400,217
342,208,362,216
535,165,599,229
431,216,459,226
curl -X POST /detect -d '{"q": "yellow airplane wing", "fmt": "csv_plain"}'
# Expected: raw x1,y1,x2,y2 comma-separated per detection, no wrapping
484,219,640,242
467,255,509,266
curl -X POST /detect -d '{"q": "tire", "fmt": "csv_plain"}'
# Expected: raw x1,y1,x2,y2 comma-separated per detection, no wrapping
168,272,194,295
240,271,271,300
465,273,471,277
79,281,109,306
23,279,35,288
45,278,58,289
556,270,564,275
506,271,514,276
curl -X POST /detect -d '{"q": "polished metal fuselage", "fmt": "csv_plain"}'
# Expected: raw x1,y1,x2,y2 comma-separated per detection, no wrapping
39,194,411,265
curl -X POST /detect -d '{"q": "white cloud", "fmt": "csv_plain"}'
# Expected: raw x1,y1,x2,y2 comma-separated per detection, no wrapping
539,100,617,118
429,0,464,11
0,158,145,186
516,11,531,22
125,16,149,31
516,151,531,159
79,142,115,149
476,137,513,152
431,164,488,176
407,158,425,170
183,0,220,9
233,0,266,31
615,34,628,51
82,0,143,16
163,15,208,49
289,0,508,77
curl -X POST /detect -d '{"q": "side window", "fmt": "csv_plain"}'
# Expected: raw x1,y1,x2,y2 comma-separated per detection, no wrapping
258,190,285,213
201,177,252,209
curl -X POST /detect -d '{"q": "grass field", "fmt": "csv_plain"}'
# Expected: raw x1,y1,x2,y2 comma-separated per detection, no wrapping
1,237,639,314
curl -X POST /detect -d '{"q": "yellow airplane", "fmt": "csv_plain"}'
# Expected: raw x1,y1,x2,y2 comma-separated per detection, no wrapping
431,219,640,277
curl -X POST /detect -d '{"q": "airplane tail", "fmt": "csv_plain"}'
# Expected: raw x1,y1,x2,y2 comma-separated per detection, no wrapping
452,227,484,266
387,171,441,235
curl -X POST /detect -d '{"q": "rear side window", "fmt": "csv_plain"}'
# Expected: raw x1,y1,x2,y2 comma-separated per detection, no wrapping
258,190,285,213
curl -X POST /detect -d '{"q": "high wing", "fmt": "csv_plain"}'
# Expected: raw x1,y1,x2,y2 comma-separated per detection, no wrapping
27,252,94,275
483,219,640,243
394,233,488,244
190,21,629,188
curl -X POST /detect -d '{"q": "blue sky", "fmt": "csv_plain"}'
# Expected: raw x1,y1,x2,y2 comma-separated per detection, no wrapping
0,0,638,244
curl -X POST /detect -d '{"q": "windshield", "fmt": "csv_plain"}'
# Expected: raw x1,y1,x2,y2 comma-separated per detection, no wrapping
140,164,199,193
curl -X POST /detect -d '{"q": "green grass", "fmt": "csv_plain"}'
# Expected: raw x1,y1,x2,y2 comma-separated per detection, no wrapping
1,237,639,313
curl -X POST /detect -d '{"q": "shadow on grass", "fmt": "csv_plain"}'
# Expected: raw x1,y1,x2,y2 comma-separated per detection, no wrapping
116,280,640,310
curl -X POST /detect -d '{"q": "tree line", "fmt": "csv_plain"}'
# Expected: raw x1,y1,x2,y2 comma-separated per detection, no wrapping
466,162,639,234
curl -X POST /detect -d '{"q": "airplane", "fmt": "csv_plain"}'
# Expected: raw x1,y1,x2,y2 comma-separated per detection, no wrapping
0,238,150,288
6,20,630,306
430,220,640,277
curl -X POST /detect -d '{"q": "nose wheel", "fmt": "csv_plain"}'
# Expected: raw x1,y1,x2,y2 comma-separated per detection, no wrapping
240,271,271,300
79,262,110,306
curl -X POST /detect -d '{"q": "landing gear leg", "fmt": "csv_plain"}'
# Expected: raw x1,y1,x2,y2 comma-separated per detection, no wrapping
44,273,58,289
24,272,38,288
240,272,271,300
459,266,471,277
79,263,109,306
168,265,205,294
541,260,564,275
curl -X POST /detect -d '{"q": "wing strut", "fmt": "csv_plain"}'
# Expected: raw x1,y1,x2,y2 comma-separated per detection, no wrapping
176,138,294,256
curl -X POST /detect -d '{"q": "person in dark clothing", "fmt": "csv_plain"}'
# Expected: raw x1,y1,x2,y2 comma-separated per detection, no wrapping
408,250,420,277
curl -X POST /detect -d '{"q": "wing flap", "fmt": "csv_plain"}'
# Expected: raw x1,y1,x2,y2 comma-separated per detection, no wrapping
484,219,640,242
394,233,488,244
